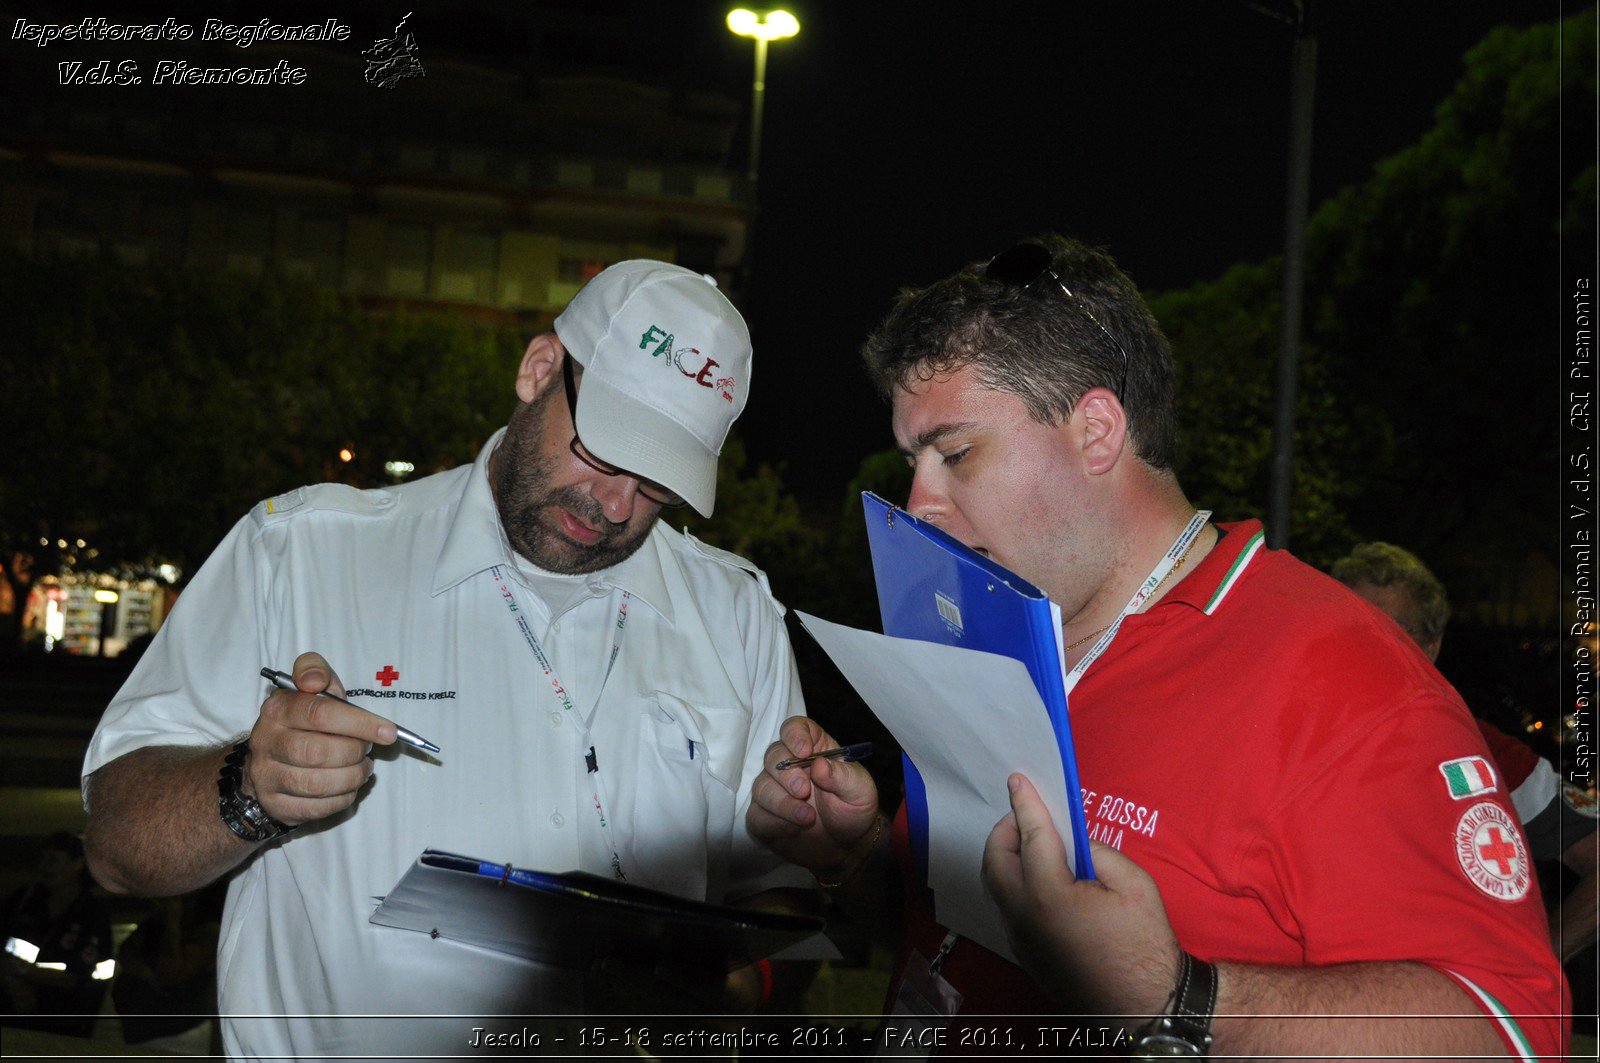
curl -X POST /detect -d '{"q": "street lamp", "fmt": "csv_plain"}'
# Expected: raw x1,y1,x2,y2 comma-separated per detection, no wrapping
726,9,799,200
726,8,799,292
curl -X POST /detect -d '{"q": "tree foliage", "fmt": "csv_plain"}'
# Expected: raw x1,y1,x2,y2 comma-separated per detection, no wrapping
1150,11,1593,580
0,254,519,573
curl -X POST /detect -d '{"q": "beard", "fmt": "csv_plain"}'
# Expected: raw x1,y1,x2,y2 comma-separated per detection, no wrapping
490,396,657,574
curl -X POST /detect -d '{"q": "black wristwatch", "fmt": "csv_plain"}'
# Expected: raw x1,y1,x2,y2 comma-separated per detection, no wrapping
218,738,293,843
1130,950,1216,1058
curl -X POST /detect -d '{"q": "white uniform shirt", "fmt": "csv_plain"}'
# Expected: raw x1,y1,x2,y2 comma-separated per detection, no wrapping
82,430,809,1058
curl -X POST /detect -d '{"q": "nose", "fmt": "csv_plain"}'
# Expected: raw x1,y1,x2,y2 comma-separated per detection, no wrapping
905,462,945,524
590,473,642,524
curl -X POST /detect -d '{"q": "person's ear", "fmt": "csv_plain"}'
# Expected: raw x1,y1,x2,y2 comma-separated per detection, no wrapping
1077,388,1128,476
515,334,565,404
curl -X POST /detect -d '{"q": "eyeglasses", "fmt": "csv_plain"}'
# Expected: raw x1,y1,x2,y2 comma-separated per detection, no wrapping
561,356,687,508
984,242,1130,402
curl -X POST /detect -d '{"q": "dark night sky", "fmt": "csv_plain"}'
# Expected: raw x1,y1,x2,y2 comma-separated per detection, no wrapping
7,0,1585,512
714,1,1585,506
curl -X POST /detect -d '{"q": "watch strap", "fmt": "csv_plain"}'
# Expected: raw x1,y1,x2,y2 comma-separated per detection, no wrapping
1131,949,1216,1057
217,738,292,843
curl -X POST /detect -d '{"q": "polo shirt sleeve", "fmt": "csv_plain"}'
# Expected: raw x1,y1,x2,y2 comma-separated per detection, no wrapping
1242,685,1568,1059
82,513,275,792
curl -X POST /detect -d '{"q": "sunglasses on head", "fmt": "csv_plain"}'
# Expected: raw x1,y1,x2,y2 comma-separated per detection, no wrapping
984,242,1131,403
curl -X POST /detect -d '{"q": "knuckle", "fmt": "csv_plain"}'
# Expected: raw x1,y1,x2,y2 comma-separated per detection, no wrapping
288,731,321,767
285,766,323,798
259,696,287,725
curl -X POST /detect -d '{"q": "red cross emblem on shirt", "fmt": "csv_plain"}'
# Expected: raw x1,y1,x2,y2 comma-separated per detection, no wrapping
1455,802,1530,901
376,665,400,687
1477,826,1518,876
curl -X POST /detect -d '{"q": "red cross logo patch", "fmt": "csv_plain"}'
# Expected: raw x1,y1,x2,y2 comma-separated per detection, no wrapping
1454,801,1530,902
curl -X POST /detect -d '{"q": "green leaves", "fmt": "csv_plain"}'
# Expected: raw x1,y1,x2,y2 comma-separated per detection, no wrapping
0,254,521,571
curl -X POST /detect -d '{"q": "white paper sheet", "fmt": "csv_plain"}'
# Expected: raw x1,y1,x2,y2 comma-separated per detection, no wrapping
796,611,1076,962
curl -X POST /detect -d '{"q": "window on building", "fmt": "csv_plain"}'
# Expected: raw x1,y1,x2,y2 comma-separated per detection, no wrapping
435,230,498,303
284,216,344,288
224,209,273,276
384,223,432,297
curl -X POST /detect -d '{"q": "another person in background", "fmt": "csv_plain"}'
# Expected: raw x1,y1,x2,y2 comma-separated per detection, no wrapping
0,831,113,1038
1333,540,1599,963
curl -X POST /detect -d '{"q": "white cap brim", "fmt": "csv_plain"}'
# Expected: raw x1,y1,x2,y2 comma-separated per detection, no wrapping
575,373,719,517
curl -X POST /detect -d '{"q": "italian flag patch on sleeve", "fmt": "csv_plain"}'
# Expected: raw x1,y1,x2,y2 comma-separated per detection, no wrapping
1440,756,1497,799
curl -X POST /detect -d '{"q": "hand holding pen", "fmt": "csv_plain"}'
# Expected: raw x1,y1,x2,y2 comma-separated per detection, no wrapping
747,717,883,880
259,669,438,753
775,742,874,771
242,652,434,830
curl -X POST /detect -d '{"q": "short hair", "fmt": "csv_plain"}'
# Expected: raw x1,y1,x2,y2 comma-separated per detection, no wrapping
860,233,1178,469
1331,542,1451,644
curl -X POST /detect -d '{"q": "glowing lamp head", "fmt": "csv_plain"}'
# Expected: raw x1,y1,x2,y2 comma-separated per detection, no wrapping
726,8,800,41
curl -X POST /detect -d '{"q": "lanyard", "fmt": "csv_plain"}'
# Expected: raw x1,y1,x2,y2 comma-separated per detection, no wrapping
489,566,631,880
1062,510,1211,696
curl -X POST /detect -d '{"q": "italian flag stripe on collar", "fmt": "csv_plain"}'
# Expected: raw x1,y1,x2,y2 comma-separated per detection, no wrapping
1443,971,1538,1062
1202,529,1266,615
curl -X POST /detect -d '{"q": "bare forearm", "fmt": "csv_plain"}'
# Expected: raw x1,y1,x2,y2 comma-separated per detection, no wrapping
84,745,256,896
1211,960,1505,1059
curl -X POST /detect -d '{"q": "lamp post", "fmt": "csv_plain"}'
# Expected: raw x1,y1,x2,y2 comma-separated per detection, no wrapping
1245,0,1317,550
725,8,799,293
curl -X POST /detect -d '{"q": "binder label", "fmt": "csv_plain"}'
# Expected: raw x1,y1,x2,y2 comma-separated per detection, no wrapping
934,591,963,636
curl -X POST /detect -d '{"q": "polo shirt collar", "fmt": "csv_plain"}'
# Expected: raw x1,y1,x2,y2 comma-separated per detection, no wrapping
430,428,675,624
1157,518,1269,616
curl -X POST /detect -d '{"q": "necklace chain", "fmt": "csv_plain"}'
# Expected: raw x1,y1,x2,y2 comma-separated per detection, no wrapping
1063,526,1206,652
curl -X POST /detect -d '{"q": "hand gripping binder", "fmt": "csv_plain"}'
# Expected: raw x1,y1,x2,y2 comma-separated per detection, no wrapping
862,491,1095,884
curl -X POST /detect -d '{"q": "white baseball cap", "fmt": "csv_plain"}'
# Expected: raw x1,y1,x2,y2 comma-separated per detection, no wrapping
553,260,752,517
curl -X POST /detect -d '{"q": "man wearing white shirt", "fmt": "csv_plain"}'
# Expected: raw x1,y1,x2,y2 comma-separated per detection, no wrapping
81,261,810,1057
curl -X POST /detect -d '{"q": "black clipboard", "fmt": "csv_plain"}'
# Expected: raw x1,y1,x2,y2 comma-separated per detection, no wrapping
369,850,827,970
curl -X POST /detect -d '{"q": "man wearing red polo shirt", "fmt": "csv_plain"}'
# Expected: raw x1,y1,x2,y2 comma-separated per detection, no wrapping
748,234,1569,1058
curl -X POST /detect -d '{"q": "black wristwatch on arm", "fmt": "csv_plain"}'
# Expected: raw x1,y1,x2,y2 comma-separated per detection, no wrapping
1130,950,1216,1058
217,738,293,843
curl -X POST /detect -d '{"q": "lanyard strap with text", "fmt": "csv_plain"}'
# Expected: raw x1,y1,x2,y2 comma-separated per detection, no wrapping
489,566,631,880
1062,510,1211,696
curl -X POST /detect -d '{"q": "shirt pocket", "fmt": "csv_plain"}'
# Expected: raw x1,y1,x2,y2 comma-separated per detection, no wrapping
627,695,711,901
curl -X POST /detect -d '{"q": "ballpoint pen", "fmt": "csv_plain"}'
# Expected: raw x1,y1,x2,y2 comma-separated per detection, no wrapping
775,741,874,770
259,667,441,754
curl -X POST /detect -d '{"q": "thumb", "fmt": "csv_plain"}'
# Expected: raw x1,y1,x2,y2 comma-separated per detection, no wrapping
810,755,878,808
293,651,348,698
1007,773,1073,884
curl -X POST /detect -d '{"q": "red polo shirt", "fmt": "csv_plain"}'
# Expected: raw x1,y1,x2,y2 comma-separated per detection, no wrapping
889,521,1568,1058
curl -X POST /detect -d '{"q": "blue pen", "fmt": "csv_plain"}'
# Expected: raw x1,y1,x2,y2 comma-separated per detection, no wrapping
775,741,874,770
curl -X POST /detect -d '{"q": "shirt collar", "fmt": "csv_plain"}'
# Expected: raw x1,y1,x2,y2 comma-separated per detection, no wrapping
430,428,676,624
1156,518,1268,616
